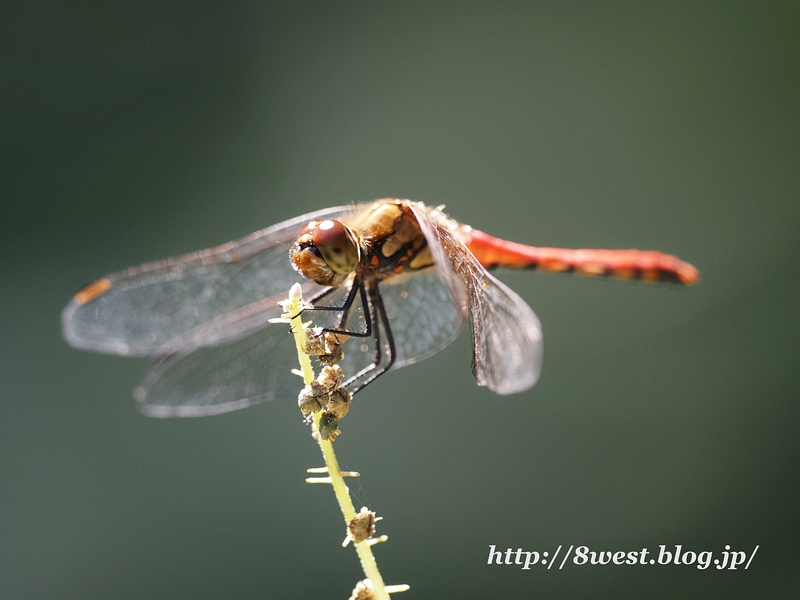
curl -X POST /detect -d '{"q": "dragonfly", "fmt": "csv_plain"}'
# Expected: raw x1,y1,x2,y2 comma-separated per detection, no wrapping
62,199,699,417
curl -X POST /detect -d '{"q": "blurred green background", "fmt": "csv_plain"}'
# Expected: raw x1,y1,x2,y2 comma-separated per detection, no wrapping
2,2,797,598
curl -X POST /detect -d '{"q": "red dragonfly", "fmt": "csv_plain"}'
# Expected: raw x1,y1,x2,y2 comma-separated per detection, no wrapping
62,199,698,417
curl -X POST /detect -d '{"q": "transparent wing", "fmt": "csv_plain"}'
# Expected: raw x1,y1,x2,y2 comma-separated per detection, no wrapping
379,267,466,370
71,198,539,417
314,267,468,391
62,204,365,356
134,266,467,417
408,203,543,394
134,315,301,417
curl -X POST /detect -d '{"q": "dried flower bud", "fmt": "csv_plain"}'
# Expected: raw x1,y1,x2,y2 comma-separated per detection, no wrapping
326,388,352,420
297,380,328,414
348,507,377,543
322,332,348,362
304,328,347,365
317,365,344,392
319,352,343,366
303,327,327,356
319,412,341,441
348,579,375,600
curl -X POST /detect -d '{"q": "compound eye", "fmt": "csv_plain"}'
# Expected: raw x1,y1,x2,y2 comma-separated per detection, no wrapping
312,220,360,274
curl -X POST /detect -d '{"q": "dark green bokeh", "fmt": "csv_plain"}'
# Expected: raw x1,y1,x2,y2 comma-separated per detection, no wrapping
2,2,797,598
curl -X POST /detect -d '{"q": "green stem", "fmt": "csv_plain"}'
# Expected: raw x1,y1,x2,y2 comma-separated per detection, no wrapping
286,299,392,600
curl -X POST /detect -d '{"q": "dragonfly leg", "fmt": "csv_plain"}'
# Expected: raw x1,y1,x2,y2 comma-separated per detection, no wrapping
344,284,396,395
306,274,361,312
307,280,373,339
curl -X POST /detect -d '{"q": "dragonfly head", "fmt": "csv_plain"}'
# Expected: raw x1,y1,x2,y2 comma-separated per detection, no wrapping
291,219,361,286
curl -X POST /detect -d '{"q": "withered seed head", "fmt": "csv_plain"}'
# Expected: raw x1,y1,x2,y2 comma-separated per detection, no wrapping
317,365,345,392
348,507,377,543
319,412,341,441
348,579,375,600
303,327,328,356
326,388,352,420
297,381,328,414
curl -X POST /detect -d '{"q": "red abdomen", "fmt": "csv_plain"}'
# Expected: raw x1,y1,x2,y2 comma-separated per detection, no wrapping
462,228,699,285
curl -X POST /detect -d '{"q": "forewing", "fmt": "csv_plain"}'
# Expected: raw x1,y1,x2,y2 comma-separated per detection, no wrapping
62,205,363,356
135,273,369,417
408,202,542,394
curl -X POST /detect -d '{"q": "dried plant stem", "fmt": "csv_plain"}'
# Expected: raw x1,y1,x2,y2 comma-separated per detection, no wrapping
284,291,393,600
